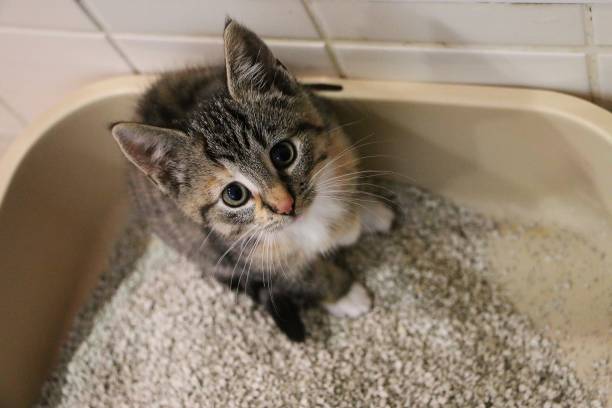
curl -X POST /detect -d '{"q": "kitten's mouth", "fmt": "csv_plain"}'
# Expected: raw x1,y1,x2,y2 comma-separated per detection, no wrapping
291,199,312,220
266,192,314,231
269,206,308,230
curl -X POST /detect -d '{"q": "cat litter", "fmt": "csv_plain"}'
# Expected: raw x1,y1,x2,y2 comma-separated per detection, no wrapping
38,182,607,407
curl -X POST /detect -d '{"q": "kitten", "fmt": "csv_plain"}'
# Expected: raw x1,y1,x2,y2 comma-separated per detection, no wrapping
111,19,394,342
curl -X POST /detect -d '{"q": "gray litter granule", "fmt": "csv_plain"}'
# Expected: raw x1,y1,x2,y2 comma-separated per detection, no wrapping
39,184,605,407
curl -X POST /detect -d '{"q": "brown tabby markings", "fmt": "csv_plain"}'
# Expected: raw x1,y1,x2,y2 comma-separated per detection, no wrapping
111,19,394,341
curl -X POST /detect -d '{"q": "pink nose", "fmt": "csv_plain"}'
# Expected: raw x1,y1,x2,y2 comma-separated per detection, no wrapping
274,196,294,215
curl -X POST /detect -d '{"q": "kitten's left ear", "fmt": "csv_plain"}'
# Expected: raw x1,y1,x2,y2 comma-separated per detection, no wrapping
223,18,299,101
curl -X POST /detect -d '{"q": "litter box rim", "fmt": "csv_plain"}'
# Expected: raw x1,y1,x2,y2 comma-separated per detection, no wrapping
2,75,612,209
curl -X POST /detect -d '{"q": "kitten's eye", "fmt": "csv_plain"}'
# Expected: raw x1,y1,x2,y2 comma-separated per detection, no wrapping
270,140,296,169
221,182,250,207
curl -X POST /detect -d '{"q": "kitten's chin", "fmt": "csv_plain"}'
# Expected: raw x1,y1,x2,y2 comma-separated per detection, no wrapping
282,188,350,254
266,205,312,230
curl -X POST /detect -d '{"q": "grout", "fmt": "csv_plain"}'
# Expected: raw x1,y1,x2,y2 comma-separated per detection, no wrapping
353,0,612,3
583,4,603,104
74,0,139,74
0,1,605,106
0,25,107,37
112,32,326,48
105,31,608,55
0,96,27,127
328,38,612,54
2,24,611,56
300,0,346,78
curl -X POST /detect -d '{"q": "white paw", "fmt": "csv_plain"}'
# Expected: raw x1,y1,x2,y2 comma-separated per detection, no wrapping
323,282,372,318
361,200,394,234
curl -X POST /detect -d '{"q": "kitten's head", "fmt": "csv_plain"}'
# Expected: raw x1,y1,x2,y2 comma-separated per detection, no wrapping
112,20,357,247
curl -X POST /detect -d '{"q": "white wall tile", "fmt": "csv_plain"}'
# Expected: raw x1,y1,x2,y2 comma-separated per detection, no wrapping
334,43,589,95
0,0,97,31
310,1,585,46
0,101,23,134
114,36,225,73
0,29,131,121
266,40,337,77
598,54,612,109
84,0,318,39
592,4,612,45
114,35,337,77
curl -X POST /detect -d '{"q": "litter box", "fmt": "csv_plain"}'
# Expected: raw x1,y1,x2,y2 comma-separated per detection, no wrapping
0,76,611,407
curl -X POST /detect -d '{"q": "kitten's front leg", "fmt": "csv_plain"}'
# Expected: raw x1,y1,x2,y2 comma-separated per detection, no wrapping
215,274,307,342
260,288,307,342
314,259,372,318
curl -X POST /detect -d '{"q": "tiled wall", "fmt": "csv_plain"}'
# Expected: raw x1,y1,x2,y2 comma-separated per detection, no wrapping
1,0,612,156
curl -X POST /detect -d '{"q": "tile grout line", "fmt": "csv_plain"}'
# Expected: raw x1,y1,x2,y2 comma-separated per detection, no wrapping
110,30,612,54
583,4,602,104
0,96,27,127
2,24,612,55
300,0,346,78
74,0,140,74
329,39,612,54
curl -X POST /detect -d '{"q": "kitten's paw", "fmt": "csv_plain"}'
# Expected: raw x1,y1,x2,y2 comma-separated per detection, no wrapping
323,282,372,318
361,200,395,234
263,292,306,342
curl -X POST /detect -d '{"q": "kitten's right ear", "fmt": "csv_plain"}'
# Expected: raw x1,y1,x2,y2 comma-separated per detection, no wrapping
223,18,299,101
111,122,188,196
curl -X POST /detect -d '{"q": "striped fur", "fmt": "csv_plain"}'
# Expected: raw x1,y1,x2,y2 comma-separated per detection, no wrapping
111,20,393,341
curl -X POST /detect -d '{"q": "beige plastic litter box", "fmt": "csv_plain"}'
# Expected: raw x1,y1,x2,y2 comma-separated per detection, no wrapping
0,76,611,407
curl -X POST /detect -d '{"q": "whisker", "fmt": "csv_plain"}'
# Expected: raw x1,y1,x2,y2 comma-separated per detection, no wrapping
193,227,214,255
237,229,263,299
230,227,261,300
242,229,264,298
306,134,378,189
317,194,383,206
333,189,395,204
316,168,418,189
312,171,396,192
214,224,261,267
264,234,279,316
354,153,400,165
271,236,289,282
320,189,395,205
308,136,410,188
307,139,391,188
315,169,396,184
280,239,292,278
320,181,397,196
317,195,389,225
326,118,364,134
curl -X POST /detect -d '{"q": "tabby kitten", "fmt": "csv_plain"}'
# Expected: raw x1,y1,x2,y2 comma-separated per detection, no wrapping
111,19,394,341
